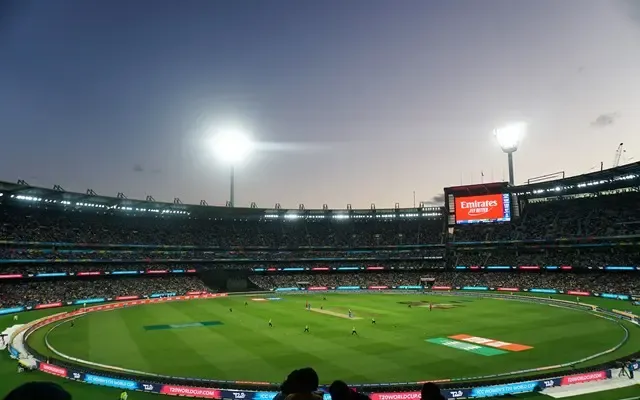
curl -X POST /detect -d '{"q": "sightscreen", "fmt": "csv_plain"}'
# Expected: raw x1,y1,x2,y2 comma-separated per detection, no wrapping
454,193,511,224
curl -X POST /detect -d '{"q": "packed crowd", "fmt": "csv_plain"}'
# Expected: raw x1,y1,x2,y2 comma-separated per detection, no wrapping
0,276,209,308
0,247,444,262
0,262,444,275
3,269,636,309
2,191,640,252
250,272,426,288
453,193,640,242
432,271,639,293
0,250,637,275
0,205,444,247
453,249,640,268
0,264,200,274
250,271,640,293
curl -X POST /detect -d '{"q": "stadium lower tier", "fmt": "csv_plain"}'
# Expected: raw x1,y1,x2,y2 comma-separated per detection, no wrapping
1,271,639,310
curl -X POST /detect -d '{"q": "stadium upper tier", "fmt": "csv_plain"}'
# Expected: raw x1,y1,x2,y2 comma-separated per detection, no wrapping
0,204,444,247
452,192,640,242
1,163,639,248
2,195,640,249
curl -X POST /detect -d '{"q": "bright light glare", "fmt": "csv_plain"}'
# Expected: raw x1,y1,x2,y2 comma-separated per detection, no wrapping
211,128,255,164
494,122,526,152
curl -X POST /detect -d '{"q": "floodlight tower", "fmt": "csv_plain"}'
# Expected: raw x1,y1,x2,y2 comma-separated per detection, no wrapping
494,123,526,185
211,127,254,207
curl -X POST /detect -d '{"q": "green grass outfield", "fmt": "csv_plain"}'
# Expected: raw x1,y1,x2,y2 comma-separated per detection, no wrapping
33,293,640,384
2,292,639,399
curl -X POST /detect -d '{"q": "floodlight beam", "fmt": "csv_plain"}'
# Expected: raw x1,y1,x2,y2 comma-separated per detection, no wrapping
211,129,254,165
210,127,255,208
494,122,526,186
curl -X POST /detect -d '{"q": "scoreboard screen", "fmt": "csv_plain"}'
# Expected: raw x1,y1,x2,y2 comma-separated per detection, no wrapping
454,193,511,224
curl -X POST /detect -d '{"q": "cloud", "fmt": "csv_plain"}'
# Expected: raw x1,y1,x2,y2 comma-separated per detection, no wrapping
423,193,445,205
133,164,144,172
590,113,617,128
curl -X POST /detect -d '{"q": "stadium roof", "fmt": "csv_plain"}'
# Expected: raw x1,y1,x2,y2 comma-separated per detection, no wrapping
0,179,443,219
442,162,640,198
4,162,637,219
512,161,640,197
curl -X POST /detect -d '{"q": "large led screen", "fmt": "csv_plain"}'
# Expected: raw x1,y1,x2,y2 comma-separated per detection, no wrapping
455,193,511,224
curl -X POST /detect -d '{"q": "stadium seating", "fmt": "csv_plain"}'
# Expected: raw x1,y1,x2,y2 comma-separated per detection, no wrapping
0,204,445,247
0,276,208,308
1,169,640,310
452,192,640,242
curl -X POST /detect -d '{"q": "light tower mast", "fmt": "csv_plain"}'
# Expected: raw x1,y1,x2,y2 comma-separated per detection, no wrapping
613,142,624,167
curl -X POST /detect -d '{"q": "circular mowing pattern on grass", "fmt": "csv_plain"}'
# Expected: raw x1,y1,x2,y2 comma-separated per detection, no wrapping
35,293,636,385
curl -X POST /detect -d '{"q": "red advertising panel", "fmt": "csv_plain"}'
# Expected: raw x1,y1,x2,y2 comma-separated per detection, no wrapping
454,193,510,224
308,286,328,291
0,274,23,279
160,385,221,398
497,287,519,292
561,371,606,386
567,291,590,296
146,270,168,274
366,266,384,270
35,302,63,309
39,362,67,377
432,286,452,290
77,271,101,276
368,286,388,289
370,392,421,400
311,267,330,271
115,296,140,300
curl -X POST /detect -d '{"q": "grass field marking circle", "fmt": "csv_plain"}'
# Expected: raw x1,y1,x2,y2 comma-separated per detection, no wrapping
42,310,167,379
430,292,632,366
35,291,636,387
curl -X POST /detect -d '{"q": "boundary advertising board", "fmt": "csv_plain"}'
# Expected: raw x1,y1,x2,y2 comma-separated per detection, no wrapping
16,292,638,400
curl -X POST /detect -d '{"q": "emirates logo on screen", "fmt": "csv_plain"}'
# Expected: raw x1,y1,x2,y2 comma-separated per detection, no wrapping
459,200,498,216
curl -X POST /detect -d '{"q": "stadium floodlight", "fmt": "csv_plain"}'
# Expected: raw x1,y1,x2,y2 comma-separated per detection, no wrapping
494,122,526,185
210,127,255,207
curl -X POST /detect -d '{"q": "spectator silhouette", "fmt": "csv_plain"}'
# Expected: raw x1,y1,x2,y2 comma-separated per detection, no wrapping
421,382,444,400
274,368,322,400
3,382,71,400
329,380,370,400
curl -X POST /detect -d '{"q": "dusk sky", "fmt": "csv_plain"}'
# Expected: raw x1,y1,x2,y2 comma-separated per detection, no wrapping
1,0,639,209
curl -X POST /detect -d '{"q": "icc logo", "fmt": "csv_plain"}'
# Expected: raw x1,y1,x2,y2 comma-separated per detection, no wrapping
233,393,246,399
143,384,154,391
449,391,462,398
